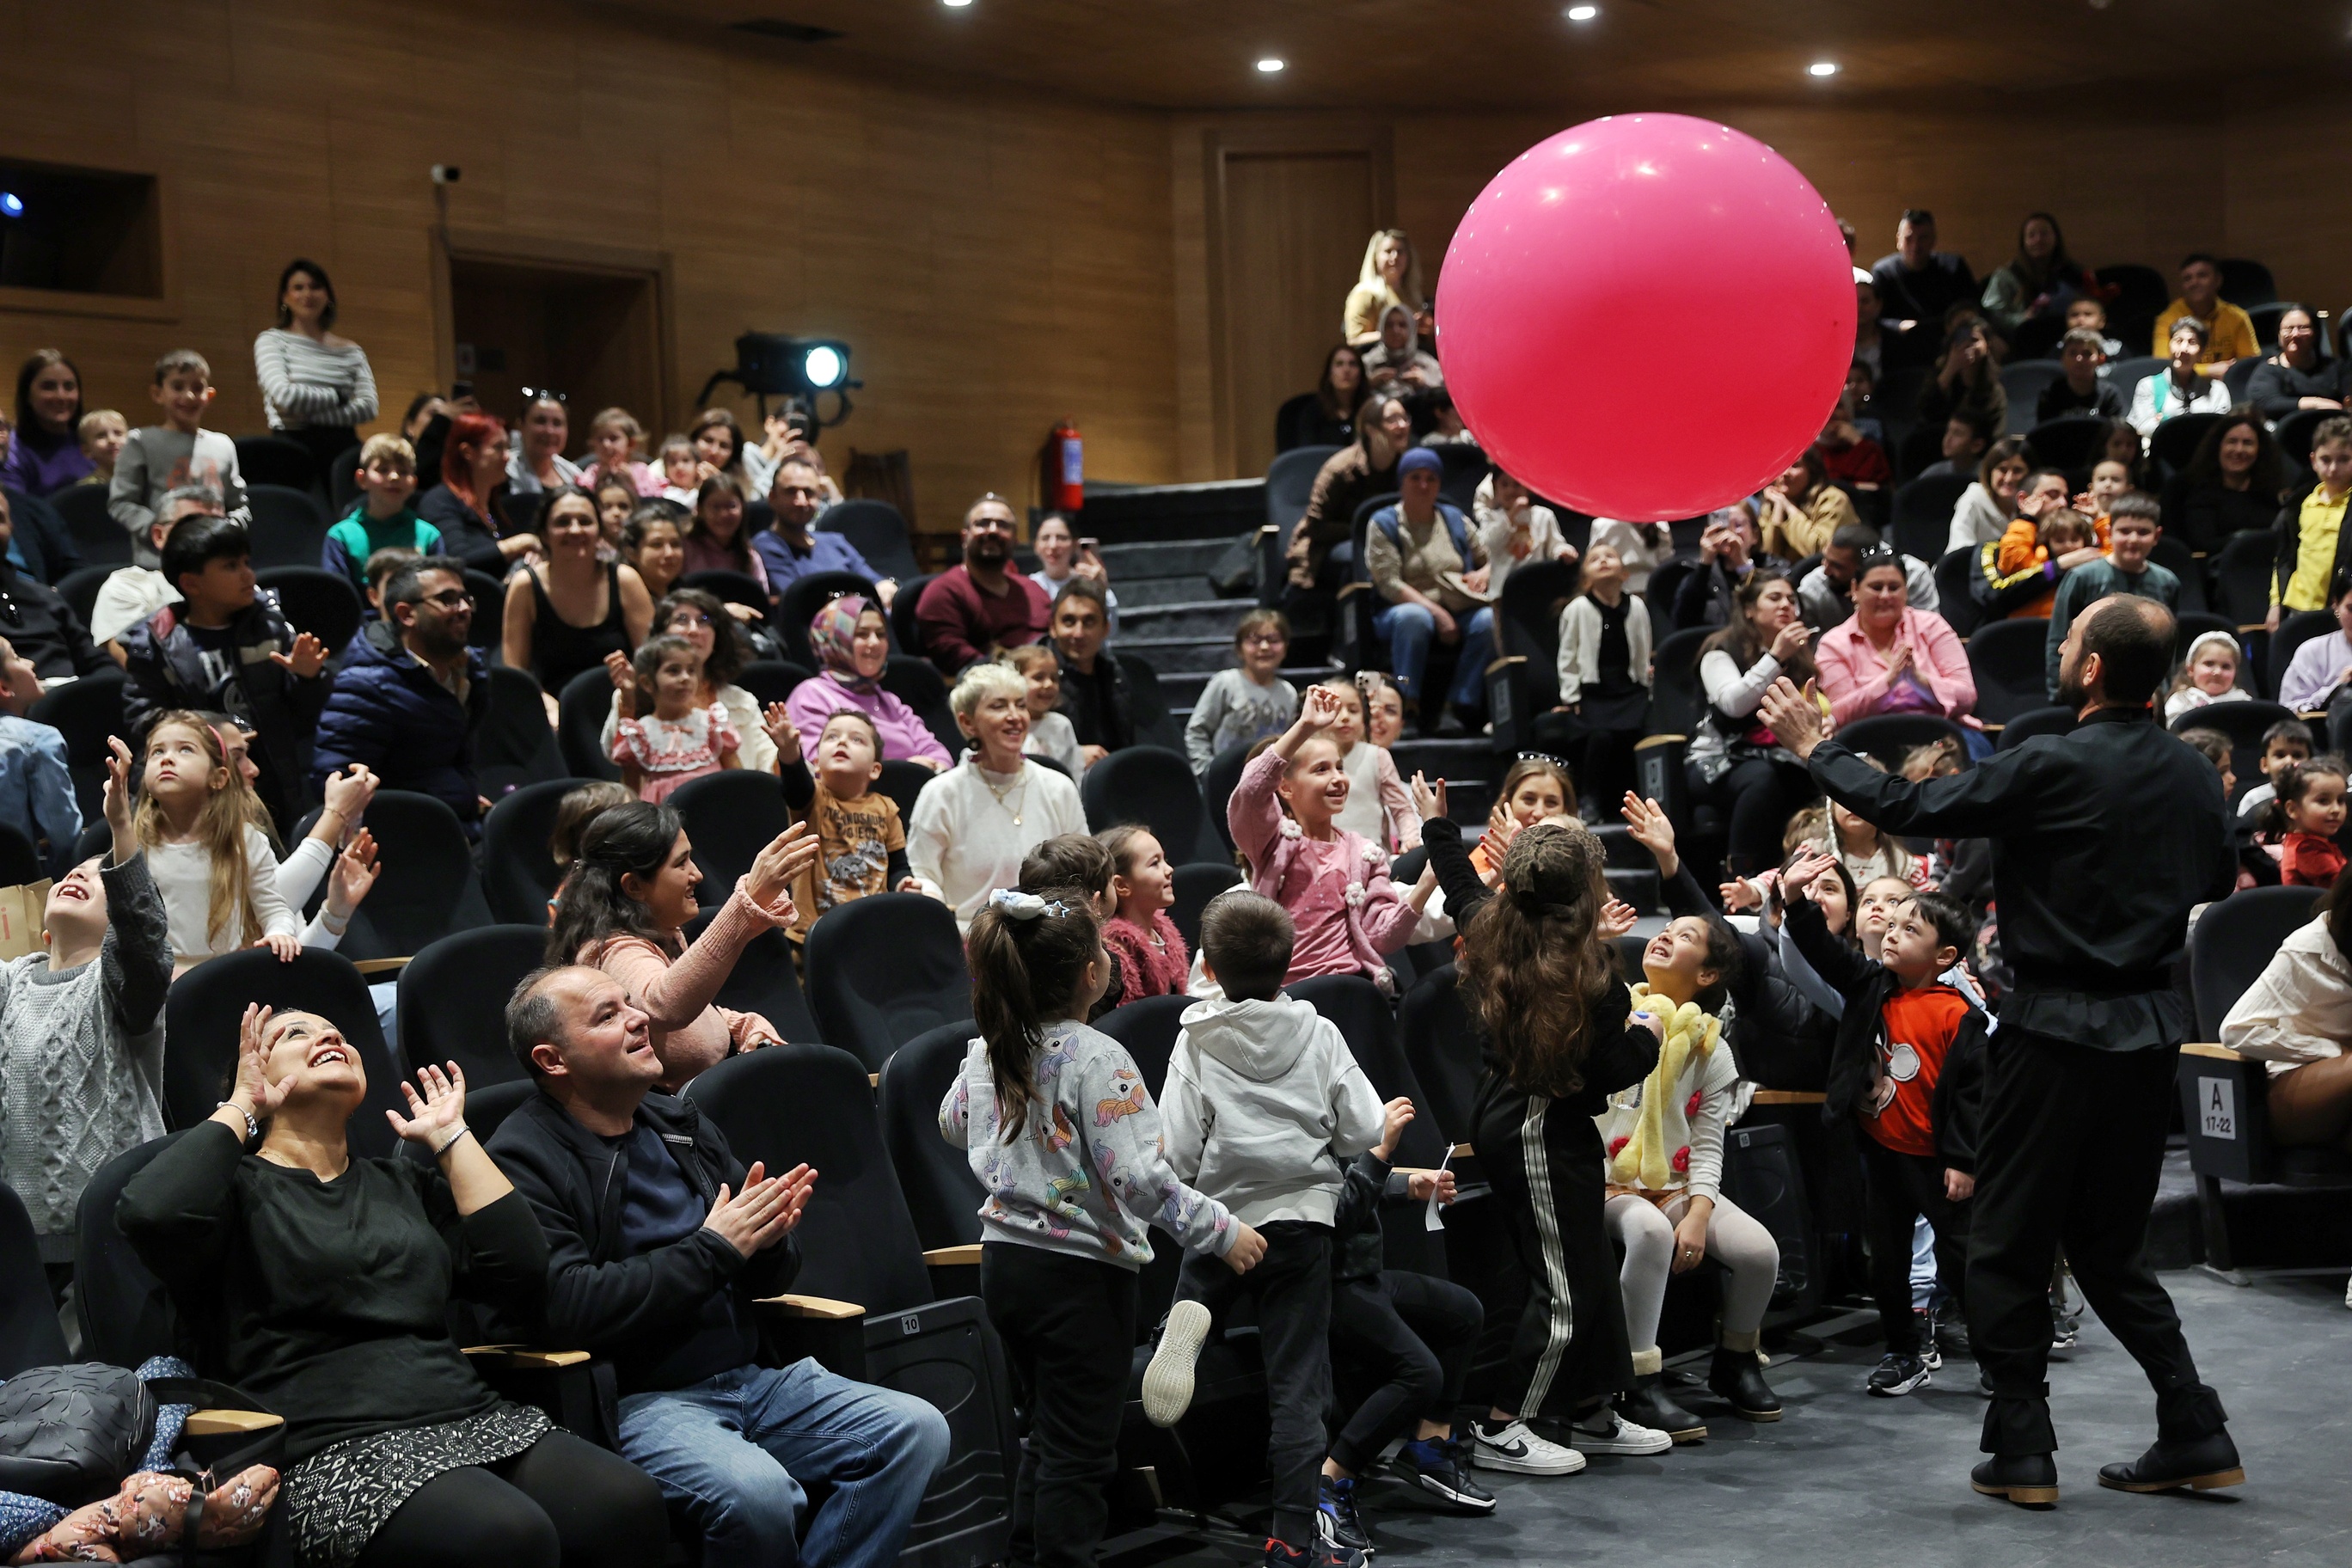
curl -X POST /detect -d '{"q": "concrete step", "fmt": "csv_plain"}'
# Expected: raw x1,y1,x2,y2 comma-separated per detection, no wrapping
1114,573,1233,609
1096,537,1243,579
1114,634,1251,674
1117,598,1258,642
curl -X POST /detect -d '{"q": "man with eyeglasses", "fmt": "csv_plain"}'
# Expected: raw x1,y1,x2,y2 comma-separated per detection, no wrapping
754,456,895,606
0,487,111,697
913,493,1050,676
313,554,493,833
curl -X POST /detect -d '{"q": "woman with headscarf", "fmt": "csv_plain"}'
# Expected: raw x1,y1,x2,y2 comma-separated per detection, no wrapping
1362,303,1444,397
781,593,953,769
1344,230,1426,349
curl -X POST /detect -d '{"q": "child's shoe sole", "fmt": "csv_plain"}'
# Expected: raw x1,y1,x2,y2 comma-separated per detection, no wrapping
1142,1300,1210,1428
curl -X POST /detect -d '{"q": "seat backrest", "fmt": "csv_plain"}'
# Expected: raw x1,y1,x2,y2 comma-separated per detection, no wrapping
162,949,407,1158
2148,413,2225,481
889,573,934,658
1115,652,1184,752
734,659,812,712
1835,714,1971,772
2022,414,2110,475
1995,705,2076,750
1200,740,1253,854
244,483,328,567
776,569,881,669
338,789,490,959
1892,473,1972,557
29,663,126,772
52,483,131,567
683,908,819,1044
1286,973,1446,1167
0,1179,68,1376
1649,626,1715,737
1093,993,1191,1099
479,665,566,793
671,769,793,894
1266,445,1339,532
880,654,960,758
2269,609,2337,700
480,776,580,926
2217,258,2276,309
876,1018,985,1251
2278,407,2334,473
397,925,551,1084
1932,548,1982,640
1998,361,2067,434
257,566,363,654
818,499,922,584
0,822,41,885
2106,355,2169,407
1169,862,1241,953
558,666,624,781
875,758,934,824
804,892,971,1070
55,563,116,629
680,569,768,615
1965,617,2054,724
1397,963,1479,1147
2168,699,2294,783
2191,885,2323,1038
685,1043,934,1314
73,1135,181,1370
2211,530,2281,627
1081,745,1205,861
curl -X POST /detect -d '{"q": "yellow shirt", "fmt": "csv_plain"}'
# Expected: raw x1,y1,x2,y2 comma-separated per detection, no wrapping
2153,298,2260,374
2282,486,2350,611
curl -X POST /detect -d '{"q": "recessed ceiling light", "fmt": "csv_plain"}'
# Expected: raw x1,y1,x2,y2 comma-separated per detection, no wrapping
942,0,971,8
1566,5,1598,19
1256,57,1285,72
1808,60,1839,76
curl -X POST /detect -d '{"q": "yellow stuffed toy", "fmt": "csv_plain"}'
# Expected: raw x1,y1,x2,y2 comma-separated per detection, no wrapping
1608,983,1720,1190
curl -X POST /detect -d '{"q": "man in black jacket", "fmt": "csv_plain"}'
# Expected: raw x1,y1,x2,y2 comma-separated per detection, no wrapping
1762,595,2241,1507
487,965,949,1568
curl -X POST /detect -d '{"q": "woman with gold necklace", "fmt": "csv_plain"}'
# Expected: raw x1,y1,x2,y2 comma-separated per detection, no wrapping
907,661,1087,933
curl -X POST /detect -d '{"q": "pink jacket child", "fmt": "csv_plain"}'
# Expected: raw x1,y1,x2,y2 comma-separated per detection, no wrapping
1103,911,1191,999
1813,603,1980,731
1228,689,1420,992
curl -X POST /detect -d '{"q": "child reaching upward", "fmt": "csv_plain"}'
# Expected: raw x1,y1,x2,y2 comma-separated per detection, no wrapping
610,634,741,802
940,888,1265,1568
1099,824,1189,999
1597,910,1784,1442
787,709,932,944
1228,686,1420,990
1781,851,1988,1408
1148,890,1386,1565
2268,756,2349,889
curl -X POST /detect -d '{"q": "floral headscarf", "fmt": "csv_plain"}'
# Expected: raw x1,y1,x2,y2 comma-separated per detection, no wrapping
812,593,881,693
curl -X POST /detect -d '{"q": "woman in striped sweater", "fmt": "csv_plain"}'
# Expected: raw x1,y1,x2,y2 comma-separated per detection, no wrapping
254,258,378,472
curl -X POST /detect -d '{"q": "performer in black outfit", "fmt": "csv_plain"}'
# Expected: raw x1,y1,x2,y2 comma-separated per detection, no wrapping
1759,594,2242,1507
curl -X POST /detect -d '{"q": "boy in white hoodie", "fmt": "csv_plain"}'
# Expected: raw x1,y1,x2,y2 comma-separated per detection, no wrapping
1146,891,1387,1568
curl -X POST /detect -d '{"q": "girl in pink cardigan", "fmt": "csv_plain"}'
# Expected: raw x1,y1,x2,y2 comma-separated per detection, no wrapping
1228,684,1422,992
1812,549,1980,732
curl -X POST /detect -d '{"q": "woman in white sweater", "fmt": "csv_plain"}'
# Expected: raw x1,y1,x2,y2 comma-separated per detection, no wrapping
1945,436,2032,557
908,662,1087,932
254,258,378,474
2220,895,2352,1161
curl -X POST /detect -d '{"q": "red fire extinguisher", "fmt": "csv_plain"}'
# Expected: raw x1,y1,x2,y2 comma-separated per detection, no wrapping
1044,419,1084,513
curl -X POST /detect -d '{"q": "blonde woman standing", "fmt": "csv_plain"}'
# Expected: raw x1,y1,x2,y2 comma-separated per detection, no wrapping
1344,230,1426,348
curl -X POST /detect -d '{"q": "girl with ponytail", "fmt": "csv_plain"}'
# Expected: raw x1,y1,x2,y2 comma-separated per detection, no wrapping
940,887,1264,1568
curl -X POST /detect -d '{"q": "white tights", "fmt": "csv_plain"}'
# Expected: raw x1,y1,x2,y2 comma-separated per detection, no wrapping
1603,1191,1779,1357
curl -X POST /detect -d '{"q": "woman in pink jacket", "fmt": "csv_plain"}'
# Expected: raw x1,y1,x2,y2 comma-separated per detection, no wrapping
1814,545,1980,738
783,594,954,769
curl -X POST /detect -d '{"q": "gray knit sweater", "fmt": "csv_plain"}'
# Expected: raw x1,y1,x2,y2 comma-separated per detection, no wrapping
0,854,171,1234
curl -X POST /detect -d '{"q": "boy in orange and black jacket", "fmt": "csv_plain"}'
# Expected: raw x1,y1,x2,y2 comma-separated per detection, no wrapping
1784,859,1987,1399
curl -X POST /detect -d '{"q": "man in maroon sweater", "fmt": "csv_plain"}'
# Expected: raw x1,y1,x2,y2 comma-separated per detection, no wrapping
915,493,1050,675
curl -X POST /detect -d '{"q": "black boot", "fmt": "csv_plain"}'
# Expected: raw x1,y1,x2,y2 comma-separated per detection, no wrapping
1970,1452,2059,1507
1616,1371,1706,1443
2098,1430,2245,1494
1705,1345,1781,1422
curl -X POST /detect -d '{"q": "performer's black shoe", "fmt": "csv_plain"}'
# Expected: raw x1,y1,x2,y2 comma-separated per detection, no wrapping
1971,1453,2059,1507
2097,1431,2245,1494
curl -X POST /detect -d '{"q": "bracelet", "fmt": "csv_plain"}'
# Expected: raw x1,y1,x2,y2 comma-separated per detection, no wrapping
217,1100,260,1146
432,1124,473,1158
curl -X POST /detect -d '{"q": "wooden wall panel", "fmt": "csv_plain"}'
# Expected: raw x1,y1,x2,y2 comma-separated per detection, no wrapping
0,0,1179,532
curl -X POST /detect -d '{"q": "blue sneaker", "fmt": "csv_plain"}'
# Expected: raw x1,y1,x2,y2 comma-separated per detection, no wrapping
1317,1474,1373,1555
1393,1436,1497,1513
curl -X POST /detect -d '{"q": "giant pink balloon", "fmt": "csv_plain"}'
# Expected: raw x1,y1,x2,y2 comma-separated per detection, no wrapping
1439,113,1854,521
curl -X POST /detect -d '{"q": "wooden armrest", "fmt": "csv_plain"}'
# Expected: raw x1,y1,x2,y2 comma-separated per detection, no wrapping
922,1244,983,1265
1450,1142,1475,1157
2238,623,2269,634
2300,711,2329,722
2180,1042,2245,1061
352,957,410,975
1749,1089,1828,1105
1632,733,1687,752
869,1073,880,1088
1253,524,1277,542
1484,654,1527,677
462,1345,592,1369
1979,723,2003,734
757,1294,866,1320
185,1410,283,1436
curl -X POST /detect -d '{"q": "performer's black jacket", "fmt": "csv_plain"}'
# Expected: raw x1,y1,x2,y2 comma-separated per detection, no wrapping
1804,704,2234,1052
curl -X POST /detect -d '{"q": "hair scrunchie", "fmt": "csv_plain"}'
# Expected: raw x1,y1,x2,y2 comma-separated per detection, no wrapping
989,888,1073,921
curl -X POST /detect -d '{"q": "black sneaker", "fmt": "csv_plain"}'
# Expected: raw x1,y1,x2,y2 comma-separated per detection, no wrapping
1930,1300,1971,1357
1868,1352,1933,1397
1265,1537,1368,1568
1911,1310,1945,1370
1316,1476,1373,1556
1391,1436,1497,1514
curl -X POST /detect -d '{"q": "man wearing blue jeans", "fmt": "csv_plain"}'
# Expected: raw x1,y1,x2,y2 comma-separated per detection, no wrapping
1364,447,1492,738
490,965,950,1568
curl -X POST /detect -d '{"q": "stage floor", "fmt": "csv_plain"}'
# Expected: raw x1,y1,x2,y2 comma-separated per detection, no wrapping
1109,1268,2351,1568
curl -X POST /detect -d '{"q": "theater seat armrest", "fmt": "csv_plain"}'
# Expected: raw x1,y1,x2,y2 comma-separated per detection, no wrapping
2180,1042,2245,1062
1632,733,1687,750
1749,1089,1828,1105
922,1245,982,1265
1484,653,1526,678
462,1344,593,1369
185,1410,283,1436
756,1294,867,1320
352,957,410,976
923,1243,983,1297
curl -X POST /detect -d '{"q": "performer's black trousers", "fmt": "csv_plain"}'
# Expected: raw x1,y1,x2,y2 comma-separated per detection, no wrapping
1966,1028,2227,1455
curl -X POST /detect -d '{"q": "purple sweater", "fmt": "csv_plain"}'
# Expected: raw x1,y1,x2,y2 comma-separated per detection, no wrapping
783,669,953,769
1,427,95,495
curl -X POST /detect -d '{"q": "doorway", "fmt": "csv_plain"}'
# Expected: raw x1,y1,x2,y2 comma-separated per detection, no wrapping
445,251,668,435
1216,150,1379,480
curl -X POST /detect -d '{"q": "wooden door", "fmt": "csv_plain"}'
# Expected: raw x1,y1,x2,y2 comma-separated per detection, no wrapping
1217,152,1376,481
449,256,666,436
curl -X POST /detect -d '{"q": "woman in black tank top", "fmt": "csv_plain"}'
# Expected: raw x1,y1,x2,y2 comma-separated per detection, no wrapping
502,485,653,701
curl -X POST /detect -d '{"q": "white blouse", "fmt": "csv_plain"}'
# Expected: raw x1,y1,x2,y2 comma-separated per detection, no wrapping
906,757,1087,931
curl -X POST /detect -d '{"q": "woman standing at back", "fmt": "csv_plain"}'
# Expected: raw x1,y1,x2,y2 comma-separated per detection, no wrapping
254,258,379,475
1344,230,1426,349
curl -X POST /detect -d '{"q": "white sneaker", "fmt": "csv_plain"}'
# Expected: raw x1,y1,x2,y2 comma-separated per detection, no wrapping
1141,1301,1210,1428
2343,1273,2351,1310
1469,1418,1585,1475
1569,1409,1673,1456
